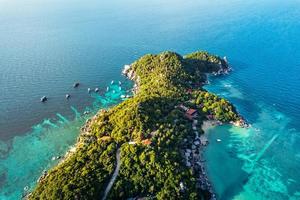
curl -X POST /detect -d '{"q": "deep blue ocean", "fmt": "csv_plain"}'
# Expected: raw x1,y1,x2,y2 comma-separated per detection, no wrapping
0,0,299,199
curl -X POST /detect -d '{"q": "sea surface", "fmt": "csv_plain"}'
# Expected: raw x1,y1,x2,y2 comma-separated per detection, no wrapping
0,0,299,199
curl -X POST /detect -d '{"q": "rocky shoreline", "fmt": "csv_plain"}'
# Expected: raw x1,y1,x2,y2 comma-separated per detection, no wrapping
180,119,216,200
122,64,140,94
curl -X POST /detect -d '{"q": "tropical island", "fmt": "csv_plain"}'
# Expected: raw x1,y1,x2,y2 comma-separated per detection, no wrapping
28,51,245,200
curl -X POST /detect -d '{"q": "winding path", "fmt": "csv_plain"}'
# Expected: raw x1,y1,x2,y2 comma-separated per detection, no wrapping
101,148,121,200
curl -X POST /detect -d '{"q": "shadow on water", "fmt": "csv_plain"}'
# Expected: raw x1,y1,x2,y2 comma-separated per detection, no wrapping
0,81,132,199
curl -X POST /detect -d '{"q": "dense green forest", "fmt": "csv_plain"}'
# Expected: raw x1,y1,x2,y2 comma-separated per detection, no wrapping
29,51,240,200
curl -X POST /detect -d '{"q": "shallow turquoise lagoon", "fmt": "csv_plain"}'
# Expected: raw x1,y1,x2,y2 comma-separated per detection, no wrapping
204,79,300,200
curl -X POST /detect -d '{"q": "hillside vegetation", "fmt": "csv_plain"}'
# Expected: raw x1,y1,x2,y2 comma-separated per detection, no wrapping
29,51,240,200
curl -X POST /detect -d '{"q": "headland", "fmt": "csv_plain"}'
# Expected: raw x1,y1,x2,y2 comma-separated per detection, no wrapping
28,51,245,200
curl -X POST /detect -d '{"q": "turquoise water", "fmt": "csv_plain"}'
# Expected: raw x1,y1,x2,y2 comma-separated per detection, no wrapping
204,77,300,199
1,0,300,199
0,82,131,199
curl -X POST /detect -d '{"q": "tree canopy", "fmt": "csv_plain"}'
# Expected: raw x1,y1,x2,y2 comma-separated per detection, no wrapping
29,51,239,200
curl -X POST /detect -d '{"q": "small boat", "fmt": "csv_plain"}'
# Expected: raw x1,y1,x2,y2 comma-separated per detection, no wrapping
120,95,126,98
112,90,115,93
111,80,114,84
119,86,122,91
119,81,122,85
95,88,99,92
106,87,109,91
24,186,29,191
73,82,80,88
87,88,91,93
216,139,222,142
83,111,90,115
66,94,70,99
40,96,47,102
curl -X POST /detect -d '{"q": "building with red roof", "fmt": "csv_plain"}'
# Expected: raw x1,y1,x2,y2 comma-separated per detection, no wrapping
141,139,152,146
185,108,198,120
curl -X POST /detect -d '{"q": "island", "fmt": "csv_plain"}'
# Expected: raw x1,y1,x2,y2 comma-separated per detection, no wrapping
28,51,245,200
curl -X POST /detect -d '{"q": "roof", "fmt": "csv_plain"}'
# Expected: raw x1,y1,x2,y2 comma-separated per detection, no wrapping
129,141,136,145
179,104,189,111
186,109,197,116
142,139,152,145
185,114,193,120
187,89,193,93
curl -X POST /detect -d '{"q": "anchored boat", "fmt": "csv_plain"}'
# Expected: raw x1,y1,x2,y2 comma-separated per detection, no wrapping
40,96,47,102
73,82,80,88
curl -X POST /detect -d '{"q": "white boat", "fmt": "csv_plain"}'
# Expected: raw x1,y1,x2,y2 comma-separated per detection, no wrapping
83,111,90,115
95,88,99,92
65,94,70,99
87,88,91,93
216,139,222,142
111,80,114,84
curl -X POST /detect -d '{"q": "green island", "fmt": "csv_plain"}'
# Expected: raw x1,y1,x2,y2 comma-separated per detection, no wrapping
28,51,245,200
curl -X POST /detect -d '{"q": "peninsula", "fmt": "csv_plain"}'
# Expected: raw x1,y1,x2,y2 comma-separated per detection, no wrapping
28,51,244,200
